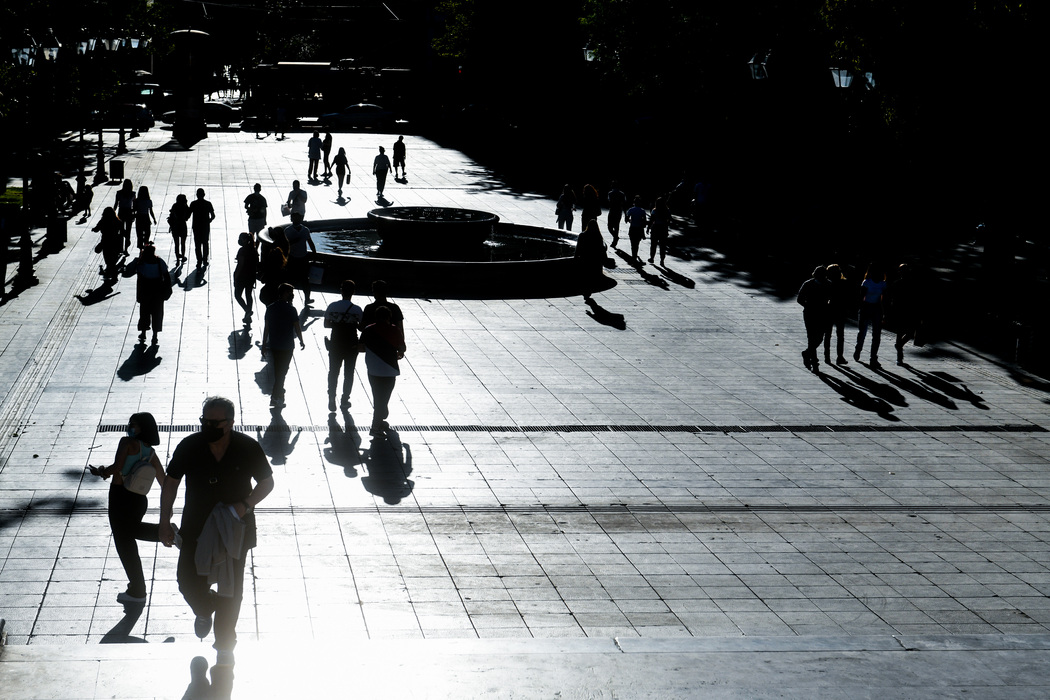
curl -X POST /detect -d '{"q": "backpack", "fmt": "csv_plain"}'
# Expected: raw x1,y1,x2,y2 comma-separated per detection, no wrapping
123,447,156,495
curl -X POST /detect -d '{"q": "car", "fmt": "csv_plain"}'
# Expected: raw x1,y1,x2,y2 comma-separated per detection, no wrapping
319,103,395,130
161,101,241,129
89,103,156,131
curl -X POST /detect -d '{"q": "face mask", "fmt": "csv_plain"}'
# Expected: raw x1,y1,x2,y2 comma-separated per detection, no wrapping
201,426,225,443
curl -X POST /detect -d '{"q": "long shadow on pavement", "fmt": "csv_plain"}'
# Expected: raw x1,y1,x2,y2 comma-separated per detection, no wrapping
820,370,899,421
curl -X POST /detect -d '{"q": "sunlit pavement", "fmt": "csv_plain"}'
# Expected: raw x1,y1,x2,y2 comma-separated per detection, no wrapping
1,127,1049,698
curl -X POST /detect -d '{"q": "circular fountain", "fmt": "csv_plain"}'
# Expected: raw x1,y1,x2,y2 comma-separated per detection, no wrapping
260,207,605,298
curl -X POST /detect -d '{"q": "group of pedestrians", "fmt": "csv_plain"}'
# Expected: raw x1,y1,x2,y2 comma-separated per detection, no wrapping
562,182,675,268
302,132,408,201
89,398,274,668
259,274,406,438
798,262,923,373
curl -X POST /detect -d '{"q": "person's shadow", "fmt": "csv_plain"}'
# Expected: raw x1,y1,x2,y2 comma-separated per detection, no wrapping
584,298,626,330
655,263,696,289
834,364,908,408
819,371,899,421
324,410,363,478
75,281,118,306
227,328,253,360
257,410,300,465
99,603,147,644
872,365,958,410
117,343,161,381
905,366,988,410
180,656,234,700
182,266,207,290
360,431,414,504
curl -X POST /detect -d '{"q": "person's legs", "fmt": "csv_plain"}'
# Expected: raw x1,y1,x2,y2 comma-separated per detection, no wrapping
272,349,293,400
368,374,396,429
138,303,151,334
608,214,620,248
178,539,214,620
870,312,882,363
855,305,871,360
212,554,247,651
328,350,343,400
341,350,358,404
109,486,150,597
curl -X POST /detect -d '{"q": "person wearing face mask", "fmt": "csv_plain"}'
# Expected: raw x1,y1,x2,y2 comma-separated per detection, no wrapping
88,412,165,604
159,396,274,668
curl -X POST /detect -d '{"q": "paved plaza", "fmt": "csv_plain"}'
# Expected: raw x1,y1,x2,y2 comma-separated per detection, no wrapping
1,128,1049,697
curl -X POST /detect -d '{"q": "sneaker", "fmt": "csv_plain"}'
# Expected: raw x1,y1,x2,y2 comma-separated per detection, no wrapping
801,351,811,369
870,358,882,369
853,348,861,362
328,396,337,412
340,396,351,409
194,614,213,639
836,356,848,365
215,649,235,667
117,591,147,605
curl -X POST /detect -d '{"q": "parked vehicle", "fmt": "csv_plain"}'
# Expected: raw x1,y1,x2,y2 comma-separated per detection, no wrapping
161,101,241,129
319,103,395,130
89,103,156,131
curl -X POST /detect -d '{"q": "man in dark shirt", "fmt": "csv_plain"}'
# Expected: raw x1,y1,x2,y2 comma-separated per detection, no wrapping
361,279,404,330
324,279,363,411
189,188,216,268
160,396,274,666
261,283,305,407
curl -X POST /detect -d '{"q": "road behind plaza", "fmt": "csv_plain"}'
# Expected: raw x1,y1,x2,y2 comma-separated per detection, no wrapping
1,128,1049,698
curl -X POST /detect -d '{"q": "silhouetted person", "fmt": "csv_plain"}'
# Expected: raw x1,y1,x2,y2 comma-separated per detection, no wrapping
581,184,602,237
88,412,165,605
133,185,156,250
797,265,830,373
189,188,215,269
392,135,406,179
114,179,135,253
234,232,258,324
159,396,275,669
333,147,350,197
285,212,317,305
647,196,670,265
307,131,323,180
373,146,392,198
243,183,267,241
324,279,363,411
167,193,190,262
128,243,172,346
556,184,576,231
854,262,888,368
321,131,333,177
361,279,404,330
606,182,626,249
575,219,607,301
93,207,123,282
361,305,406,438
261,283,305,407
286,180,307,219
890,263,920,365
625,196,647,263
823,263,853,365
